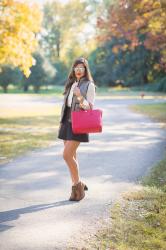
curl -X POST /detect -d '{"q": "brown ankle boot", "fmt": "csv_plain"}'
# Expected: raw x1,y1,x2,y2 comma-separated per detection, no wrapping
69,185,76,201
82,182,88,191
74,181,85,201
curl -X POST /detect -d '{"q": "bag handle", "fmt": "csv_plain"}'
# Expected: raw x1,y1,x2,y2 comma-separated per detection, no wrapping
88,102,93,110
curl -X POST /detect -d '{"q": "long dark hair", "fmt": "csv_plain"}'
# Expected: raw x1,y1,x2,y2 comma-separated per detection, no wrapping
63,57,95,95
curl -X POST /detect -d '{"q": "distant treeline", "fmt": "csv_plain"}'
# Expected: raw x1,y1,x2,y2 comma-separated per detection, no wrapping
0,0,166,93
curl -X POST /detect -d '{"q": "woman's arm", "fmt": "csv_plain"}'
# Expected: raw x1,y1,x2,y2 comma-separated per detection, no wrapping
78,82,95,110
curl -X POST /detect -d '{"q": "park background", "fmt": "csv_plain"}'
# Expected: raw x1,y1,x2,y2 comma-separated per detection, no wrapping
0,0,166,249
0,0,166,94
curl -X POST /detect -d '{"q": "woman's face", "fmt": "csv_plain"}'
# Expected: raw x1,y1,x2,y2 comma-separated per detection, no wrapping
74,63,85,80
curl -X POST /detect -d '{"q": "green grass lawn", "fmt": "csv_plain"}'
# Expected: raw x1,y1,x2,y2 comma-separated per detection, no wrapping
85,102,166,250
130,103,166,127
0,99,61,165
96,86,166,97
1,85,166,98
0,85,64,95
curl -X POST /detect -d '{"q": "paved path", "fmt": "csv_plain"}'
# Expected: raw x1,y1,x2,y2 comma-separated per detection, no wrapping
0,96,166,249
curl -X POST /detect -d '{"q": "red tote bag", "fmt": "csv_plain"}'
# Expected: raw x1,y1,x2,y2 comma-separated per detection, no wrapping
71,109,103,134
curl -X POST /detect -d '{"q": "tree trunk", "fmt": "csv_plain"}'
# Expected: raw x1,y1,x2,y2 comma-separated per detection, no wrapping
143,74,148,84
3,85,8,93
33,85,40,93
57,41,60,58
23,85,29,92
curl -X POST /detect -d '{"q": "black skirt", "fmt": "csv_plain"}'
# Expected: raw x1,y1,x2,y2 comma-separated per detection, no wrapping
57,106,89,142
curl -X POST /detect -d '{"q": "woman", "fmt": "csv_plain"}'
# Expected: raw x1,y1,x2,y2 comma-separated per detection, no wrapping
57,57,96,202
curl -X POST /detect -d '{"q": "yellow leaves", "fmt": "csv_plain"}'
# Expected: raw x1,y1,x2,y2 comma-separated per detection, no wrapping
143,12,153,19
0,0,42,77
161,12,166,18
142,0,150,4
148,19,163,33
122,44,128,51
2,0,13,7
153,1,161,9
139,0,153,11
112,46,119,54
153,63,160,70
161,49,166,56
160,49,166,66
23,68,31,78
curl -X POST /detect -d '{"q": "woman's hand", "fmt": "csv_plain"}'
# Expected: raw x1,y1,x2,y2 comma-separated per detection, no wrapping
79,101,93,110
73,86,81,97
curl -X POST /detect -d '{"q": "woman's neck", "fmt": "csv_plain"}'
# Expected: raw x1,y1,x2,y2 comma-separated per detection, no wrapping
76,77,81,81
76,75,84,82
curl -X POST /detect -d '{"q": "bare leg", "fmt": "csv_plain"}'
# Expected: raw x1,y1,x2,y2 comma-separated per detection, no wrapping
63,140,80,185
63,140,77,161
63,140,67,146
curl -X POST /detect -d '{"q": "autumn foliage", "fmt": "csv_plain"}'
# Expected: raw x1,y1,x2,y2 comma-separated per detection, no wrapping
0,0,43,77
97,0,166,71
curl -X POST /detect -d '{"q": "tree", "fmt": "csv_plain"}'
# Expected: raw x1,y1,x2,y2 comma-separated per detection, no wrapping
97,0,166,72
40,0,91,64
89,38,160,86
51,61,68,85
23,53,48,93
0,0,42,77
0,66,22,93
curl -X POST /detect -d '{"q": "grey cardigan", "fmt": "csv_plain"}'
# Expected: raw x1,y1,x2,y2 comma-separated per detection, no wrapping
59,76,94,123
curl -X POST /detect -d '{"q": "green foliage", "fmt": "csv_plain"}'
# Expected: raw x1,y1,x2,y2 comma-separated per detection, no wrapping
97,0,166,72
89,38,164,88
94,0,166,91
0,66,23,93
41,0,90,63
132,77,166,92
1,0,165,92
0,54,68,93
89,45,111,86
22,53,49,93
51,61,68,85
148,77,166,92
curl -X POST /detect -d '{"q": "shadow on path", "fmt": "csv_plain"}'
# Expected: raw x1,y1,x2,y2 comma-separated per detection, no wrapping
0,199,75,233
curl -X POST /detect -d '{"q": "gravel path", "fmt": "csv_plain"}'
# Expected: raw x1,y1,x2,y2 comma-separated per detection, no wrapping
0,95,166,250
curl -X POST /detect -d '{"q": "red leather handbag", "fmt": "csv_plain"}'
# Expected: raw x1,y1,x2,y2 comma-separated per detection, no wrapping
71,108,103,134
